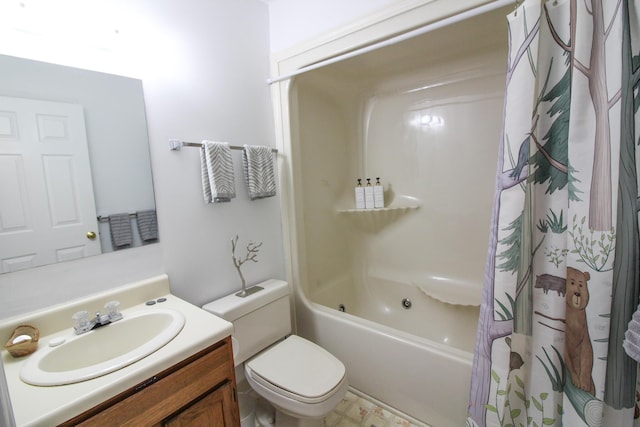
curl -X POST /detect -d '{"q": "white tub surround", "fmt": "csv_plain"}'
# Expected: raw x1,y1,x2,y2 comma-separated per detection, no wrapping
271,0,510,425
0,274,233,427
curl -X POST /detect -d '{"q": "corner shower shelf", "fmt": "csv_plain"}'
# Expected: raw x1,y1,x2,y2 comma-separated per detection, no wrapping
336,204,419,232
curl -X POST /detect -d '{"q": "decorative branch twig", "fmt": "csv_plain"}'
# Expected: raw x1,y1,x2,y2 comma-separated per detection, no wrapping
231,234,263,297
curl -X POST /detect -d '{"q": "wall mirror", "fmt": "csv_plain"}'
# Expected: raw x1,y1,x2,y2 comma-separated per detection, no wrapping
0,54,157,273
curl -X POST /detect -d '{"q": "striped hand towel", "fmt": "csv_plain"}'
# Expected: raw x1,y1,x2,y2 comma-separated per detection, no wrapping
242,145,276,200
136,209,158,243
200,141,236,203
109,213,133,250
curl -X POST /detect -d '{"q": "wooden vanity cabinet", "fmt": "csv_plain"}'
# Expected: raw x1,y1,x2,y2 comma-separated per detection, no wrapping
59,337,240,427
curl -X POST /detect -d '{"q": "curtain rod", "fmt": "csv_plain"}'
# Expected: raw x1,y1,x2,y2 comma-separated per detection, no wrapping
266,0,515,85
169,139,278,153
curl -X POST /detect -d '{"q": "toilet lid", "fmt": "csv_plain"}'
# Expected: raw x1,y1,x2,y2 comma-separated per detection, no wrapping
246,335,346,400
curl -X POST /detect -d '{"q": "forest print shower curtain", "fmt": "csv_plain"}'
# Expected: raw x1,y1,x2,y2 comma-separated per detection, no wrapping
467,0,640,426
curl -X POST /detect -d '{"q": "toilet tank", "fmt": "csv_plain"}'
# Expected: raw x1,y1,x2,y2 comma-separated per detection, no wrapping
202,279,291,365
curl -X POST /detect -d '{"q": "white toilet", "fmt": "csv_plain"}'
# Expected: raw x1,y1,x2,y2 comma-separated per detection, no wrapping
203,279,348,427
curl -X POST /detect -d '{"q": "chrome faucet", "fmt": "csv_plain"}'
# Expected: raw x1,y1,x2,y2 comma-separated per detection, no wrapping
72,301,123,335
92,311,111,329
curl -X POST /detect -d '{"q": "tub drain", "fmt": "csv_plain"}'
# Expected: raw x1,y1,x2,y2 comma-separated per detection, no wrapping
338,304,346,312
401,298,412,309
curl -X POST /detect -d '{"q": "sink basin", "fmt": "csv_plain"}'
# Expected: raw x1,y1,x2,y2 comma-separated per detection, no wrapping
20,308,185,386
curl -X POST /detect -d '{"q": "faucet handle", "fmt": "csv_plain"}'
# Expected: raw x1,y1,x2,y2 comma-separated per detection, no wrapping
104,301,123,321
72,310,90,333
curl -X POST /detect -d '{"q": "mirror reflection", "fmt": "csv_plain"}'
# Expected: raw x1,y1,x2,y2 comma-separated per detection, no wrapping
0,54,157,273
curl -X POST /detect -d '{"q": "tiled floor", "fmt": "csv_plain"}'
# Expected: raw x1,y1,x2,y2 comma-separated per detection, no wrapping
324,390,428,427
248,388,427,427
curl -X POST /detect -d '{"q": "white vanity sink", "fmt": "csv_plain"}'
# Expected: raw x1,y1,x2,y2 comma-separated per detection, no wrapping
20,308,185,386
1,275,234,426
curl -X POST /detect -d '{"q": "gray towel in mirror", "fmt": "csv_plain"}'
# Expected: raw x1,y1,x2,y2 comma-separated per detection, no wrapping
136,209,158,243
109,213,133,249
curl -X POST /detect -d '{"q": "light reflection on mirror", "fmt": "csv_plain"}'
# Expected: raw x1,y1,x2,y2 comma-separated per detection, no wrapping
0,54,157,274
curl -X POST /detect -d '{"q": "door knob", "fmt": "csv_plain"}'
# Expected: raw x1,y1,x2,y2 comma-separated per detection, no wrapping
86,231,97,240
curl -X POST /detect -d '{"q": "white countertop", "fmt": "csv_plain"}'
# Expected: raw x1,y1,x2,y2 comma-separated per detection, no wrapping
0,274,233,427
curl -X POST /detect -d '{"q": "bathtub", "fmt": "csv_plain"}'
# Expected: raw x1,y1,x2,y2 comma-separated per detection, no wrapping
310,274,480,354
273,2,510,426
296,284,478,426
300,275,481,426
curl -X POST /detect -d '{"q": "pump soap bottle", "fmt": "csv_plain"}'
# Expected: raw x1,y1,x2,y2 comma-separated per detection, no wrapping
364,178,375,209
374,177,385,208
355,179,365,209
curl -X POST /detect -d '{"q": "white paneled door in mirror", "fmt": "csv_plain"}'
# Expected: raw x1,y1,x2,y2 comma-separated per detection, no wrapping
0,96,100,273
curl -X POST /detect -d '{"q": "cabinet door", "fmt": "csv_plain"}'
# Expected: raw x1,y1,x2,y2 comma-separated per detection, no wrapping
164,381,236,427
61,339,240,427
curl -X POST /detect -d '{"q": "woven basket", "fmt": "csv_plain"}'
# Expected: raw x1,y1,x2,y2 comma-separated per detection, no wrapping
4,325,39,357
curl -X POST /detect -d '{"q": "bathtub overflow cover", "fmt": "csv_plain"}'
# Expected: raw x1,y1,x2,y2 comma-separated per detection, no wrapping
402,298,412,309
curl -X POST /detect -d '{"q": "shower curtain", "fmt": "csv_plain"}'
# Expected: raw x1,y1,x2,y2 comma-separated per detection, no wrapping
467,0,640,426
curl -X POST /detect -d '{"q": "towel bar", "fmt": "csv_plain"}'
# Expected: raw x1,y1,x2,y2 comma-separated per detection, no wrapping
97,213,137,223
169,139,278,153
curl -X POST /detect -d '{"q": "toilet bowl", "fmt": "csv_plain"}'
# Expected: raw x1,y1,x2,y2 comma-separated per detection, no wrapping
245,335,348,422
203,279,348,427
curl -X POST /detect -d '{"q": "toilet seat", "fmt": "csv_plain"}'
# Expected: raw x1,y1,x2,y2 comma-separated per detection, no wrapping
245,335,346,404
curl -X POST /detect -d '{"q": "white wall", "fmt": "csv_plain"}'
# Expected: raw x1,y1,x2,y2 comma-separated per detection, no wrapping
267,0,401,53
0,0,284,317
0,1,407,422
0,0,405,318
